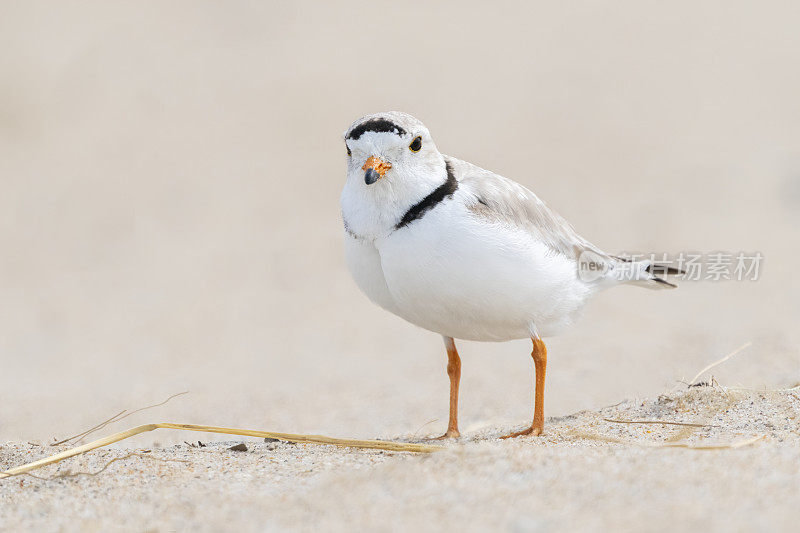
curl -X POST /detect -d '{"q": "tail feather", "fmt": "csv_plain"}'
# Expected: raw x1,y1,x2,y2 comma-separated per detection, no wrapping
644,262,685,277
610,256,682,290
645,262,682,289
648,275,678,289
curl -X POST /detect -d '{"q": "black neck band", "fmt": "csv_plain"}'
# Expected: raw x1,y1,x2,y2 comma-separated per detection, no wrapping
395,161,458,230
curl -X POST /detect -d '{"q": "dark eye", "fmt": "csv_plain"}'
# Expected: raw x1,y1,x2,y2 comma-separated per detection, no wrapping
409,136,422,152
346,144,351,156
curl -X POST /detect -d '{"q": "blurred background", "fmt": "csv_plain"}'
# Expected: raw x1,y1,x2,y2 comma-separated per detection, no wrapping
1,1,798,444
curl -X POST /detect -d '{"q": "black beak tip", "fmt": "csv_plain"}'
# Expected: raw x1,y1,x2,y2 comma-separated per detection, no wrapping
364,168,380,185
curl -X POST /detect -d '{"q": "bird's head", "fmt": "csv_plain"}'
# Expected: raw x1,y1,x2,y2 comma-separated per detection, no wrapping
341,112,449,239
343,111,446,191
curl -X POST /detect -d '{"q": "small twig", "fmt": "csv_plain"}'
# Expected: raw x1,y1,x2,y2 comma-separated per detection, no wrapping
51,410,127,446
725,385,800,393
603,418,717,428
20,453,189,480
115,391,190,423
58,453,189,479
413,418,439,436
570,430,763,450
51,391,189,446
688,342,752,386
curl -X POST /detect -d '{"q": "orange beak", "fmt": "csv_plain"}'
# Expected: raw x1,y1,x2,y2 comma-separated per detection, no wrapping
361,156,392,184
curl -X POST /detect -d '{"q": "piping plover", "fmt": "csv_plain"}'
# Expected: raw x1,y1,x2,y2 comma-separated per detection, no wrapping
340,111,680,438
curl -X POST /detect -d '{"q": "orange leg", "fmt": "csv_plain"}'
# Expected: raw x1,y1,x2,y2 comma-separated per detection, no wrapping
501,337,547,438
434,336,461,439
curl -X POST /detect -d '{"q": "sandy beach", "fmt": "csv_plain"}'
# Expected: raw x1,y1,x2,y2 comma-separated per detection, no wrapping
1,1,799,531
3,384,799,531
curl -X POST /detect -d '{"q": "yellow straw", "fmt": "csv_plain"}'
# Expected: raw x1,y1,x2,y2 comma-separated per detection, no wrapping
1,422,444,479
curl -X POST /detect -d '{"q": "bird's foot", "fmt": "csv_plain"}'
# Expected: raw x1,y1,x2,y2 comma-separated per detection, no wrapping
430,428,460,440
500,425,543,439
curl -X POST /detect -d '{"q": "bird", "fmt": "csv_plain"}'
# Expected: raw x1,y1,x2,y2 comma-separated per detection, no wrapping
340,111,681,439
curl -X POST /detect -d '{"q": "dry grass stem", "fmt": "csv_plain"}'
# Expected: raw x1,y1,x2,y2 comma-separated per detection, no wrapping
2,423,444,479
688,342,752,386
22,453,190,481
603,418,717,428
412,418,440,436
725,385,800,393
570,430,763,450
51,410,127,446
51,391,190,446
664,426,697,443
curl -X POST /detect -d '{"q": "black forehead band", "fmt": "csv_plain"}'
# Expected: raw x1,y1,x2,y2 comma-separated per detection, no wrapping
346,118,407,140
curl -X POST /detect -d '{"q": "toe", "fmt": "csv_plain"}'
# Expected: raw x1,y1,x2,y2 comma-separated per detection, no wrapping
500,426,543,439
430,429,460,440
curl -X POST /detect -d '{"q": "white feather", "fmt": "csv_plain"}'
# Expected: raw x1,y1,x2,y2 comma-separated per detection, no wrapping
340,112,674,341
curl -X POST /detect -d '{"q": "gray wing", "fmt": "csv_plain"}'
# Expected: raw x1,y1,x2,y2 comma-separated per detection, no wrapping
446,155,611,262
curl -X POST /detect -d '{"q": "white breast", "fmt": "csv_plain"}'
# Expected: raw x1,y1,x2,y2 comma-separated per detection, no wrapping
343,234,400,315
367,198,595,341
